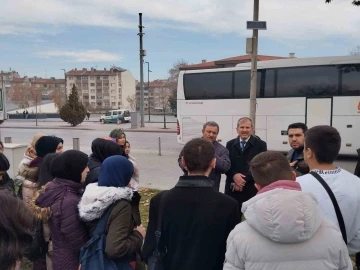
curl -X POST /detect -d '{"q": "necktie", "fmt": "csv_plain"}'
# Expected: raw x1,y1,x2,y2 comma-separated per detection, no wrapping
241,140,246,151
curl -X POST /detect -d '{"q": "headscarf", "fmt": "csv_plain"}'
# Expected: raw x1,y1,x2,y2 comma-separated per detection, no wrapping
91,138,124,162
35,136,63,158
50,150,88,183
98,156,133,188
0,153,10,171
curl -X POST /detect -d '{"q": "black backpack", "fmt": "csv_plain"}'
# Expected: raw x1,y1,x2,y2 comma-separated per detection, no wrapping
24,219,49,261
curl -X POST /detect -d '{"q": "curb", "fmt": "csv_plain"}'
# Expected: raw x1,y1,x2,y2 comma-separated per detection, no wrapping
0,125,177,133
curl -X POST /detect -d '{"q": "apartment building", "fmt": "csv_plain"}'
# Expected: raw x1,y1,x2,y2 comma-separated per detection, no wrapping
1,70,20,90
66,67,135,110
11,76,65,100
136,79,172,113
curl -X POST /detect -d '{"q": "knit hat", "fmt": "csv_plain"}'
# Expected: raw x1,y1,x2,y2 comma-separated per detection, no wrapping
50,150,88,183
35,136,63,158
0,153,10,171
98,156,133,188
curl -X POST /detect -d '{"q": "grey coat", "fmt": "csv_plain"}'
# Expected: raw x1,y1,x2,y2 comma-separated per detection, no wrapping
178,140,231,191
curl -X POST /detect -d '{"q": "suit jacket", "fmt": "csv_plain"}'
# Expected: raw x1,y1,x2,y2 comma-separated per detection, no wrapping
286,149,309,176
225,135,267,203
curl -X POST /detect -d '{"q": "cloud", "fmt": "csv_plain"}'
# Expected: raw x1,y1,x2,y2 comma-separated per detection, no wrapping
1,0,360,44
35,50,122,62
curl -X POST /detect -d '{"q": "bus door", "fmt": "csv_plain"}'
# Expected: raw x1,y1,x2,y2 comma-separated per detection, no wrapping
306,97,333,128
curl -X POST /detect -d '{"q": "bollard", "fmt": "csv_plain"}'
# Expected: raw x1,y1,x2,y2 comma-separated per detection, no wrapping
158,137,162,156
4,137,12,143
73,138,80,150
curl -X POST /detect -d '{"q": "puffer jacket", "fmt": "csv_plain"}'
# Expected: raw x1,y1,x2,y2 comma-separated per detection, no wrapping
36,178,88,270
78,183,144,270
224,180,352,270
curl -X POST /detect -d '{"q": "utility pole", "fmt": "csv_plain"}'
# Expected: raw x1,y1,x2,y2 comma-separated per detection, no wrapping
145,61,151,122
61,69,66,103
249,0,259,134
138,13,146,127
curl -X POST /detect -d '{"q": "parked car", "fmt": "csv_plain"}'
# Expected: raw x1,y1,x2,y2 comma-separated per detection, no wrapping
101,109,131,124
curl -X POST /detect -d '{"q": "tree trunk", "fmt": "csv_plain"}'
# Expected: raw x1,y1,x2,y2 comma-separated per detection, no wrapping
163,109,166,129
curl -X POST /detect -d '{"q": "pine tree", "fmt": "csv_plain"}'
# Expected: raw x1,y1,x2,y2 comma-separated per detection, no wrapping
59,85,86,126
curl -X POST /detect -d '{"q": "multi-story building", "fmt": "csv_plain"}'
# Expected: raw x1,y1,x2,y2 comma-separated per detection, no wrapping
11,76,65,100
1,70,20,92
136,79,172,113
66,67,135,110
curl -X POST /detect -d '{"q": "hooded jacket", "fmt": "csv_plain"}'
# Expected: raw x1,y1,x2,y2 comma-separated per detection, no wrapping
223,180,352,270
79,156,143,269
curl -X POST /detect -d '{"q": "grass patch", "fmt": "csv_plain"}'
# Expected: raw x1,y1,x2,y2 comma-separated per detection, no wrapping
20,188,160,270
139,188,161,228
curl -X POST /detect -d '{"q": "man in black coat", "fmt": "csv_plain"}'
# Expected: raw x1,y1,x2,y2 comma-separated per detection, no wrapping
225,117,267,218
143,138,240,270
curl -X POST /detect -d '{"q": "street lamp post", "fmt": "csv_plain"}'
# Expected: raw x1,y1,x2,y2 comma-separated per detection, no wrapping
138,13,146,127
145,61,152,122
247,0,266,134
61,69,66,103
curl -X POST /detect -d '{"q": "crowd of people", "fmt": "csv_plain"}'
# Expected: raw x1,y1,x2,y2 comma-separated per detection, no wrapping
0,118,360,270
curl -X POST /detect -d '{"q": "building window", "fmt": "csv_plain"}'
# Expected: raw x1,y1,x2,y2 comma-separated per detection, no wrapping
91,96,95,99
103,76,109,80
82,76,88,80
111,102,116,106
90,76,95,80
97,102,102,106
104,83,109,86
104,102,110,106
97,76,101,80
90,83,95,86
90,89,95,93
91,102,96,106
68,76,73,80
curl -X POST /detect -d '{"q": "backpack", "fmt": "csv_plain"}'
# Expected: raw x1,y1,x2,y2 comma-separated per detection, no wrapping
78,203,134,270
24,219,49,261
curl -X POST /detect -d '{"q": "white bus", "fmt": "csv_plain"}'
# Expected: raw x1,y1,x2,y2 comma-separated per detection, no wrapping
176,55,360,156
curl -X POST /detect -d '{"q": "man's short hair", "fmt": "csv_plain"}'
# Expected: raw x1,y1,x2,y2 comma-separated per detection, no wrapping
305,125,341,164
287,122,308,133
237,117,253,127
250,151,293,187
202,121,219,132
183,138,215,173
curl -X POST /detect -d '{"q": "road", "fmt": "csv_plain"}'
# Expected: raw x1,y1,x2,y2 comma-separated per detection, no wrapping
0,127,357,191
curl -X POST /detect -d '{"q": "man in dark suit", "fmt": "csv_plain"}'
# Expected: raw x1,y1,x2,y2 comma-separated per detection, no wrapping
225,117,267,218
143,138,240,270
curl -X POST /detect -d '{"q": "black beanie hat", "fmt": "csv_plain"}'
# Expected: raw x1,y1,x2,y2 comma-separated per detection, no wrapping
35,136,64,158
50,150,88,183
0,153,10,171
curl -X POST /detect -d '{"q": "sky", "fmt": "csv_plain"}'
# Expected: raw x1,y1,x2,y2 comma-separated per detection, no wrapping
0,0,359,81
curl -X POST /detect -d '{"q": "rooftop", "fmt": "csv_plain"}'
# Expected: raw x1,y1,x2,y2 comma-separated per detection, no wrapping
66,67,127,76
180,54,290,70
